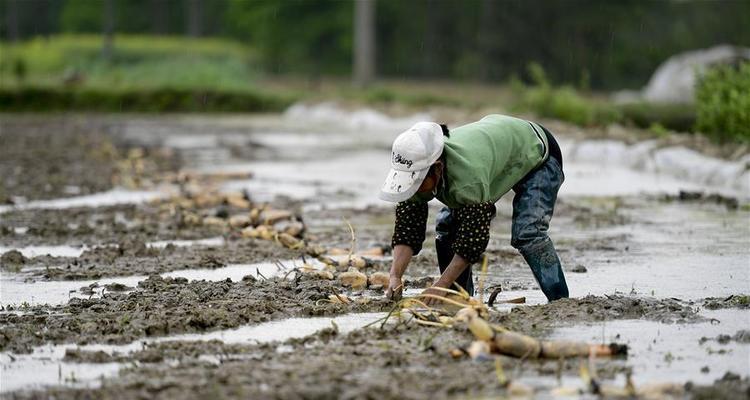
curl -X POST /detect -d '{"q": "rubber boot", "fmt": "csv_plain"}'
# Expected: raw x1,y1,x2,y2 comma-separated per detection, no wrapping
520,239,569,301
435,208,474,296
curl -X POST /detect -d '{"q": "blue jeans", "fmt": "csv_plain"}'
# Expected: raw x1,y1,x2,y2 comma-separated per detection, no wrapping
435,153,569,301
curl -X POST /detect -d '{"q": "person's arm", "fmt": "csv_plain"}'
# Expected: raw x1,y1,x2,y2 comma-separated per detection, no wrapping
385,244,413,300
421,202,495,303
385,201,428,300
432,253,471,289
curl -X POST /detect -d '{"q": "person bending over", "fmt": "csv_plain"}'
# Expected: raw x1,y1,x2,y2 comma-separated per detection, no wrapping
378,114,569,304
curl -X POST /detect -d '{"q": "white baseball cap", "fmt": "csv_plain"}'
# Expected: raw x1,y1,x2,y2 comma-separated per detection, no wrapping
378,122,445,202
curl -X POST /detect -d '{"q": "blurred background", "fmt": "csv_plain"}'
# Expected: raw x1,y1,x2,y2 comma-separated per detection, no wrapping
1,0,749,143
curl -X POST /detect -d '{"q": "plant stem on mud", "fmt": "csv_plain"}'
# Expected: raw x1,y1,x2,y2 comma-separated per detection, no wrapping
478,255,489,304
495,357,508,387
344,218,357,266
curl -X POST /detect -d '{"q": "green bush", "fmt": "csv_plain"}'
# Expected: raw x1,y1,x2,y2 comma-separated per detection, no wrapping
0,35,258,91
360,87,460,107
516,63,705,136
514,63,621,127
0,87,293,113
695,63,750,143
618,102,696,133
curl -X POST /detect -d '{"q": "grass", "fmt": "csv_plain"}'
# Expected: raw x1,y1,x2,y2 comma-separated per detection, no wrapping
695,62,750,143
0,86,293,113
0,34,292,112
0,34,258,90
257,76,515,110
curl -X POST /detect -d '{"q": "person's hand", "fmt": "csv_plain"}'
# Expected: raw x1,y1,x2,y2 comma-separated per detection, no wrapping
385,275,403,301
420,285,447,306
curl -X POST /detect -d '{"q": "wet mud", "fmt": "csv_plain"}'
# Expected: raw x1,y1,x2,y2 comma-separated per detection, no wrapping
1,114,747,398
702,295,750,310
7,313,748,400
0,275,392,354
0,116,177,203
6,237,301,281
490,295,705,336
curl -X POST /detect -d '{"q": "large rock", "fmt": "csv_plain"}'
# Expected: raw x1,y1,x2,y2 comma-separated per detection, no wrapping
642,45,750,103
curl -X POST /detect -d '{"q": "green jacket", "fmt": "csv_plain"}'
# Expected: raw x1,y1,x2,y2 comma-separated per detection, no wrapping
395,114,550,263
414,114,548,208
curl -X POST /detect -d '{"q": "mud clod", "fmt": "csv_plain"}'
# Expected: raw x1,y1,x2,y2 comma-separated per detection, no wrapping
703,295,750,310
688,373,750,400
491,295,704,334
1,249,27,271
0,276,391,353
570,264,587,273
668,190,740,210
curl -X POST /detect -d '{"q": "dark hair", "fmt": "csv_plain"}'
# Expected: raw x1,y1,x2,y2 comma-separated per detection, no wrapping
439,124,450,137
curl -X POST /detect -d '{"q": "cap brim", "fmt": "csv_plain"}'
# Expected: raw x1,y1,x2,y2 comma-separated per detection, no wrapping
378,167,429,202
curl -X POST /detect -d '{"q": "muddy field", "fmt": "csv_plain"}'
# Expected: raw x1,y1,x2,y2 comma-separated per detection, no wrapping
1,110,748,399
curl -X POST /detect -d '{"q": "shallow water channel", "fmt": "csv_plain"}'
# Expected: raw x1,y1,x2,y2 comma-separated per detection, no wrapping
1,257,312,306
0,312,387,393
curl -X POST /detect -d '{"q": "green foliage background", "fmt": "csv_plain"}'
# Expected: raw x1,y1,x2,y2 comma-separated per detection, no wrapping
0,35,257,90
696,63,750,142
1,0,748,90
0,0,748,141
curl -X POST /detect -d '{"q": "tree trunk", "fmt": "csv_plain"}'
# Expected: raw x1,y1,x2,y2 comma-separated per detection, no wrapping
422,0,437,77
478,0,497,80
5,0,19,42
102,0,115,61
186,0,202,37
353,0,376,86
151,0,168,34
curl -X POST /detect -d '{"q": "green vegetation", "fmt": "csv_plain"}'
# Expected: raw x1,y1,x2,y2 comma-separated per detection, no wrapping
0,35,258,90
0,86,291,113
618,102,696,133
225,0,353,76
512,63,621,127
511,63,701,137
695,63,750,143
3,0,749,90
0,35,291,112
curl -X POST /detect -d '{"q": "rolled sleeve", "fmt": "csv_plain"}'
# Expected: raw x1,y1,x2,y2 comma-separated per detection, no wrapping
452,202,496,263
392,201,428,254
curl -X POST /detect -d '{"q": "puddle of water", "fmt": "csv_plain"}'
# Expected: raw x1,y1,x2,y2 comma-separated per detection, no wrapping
159,312,385,345
559,162,706,197
284,102,430,133
563,139,750,197
486,289,548,312
160,259,315,282
0,237,227,260
0,259,304,306
0,312,386,394
217,150,388,208
222,178,321,203
0,274,145,307
147,237,225,249
0,188,167,215
561,203,750,300
549,309,750,386
0,245,89,259
567,251,749,300
0,346,122,394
